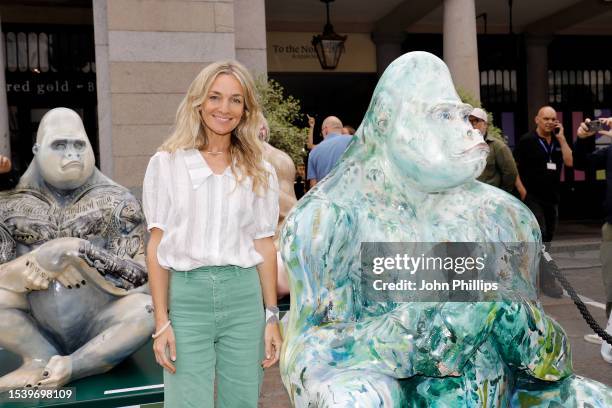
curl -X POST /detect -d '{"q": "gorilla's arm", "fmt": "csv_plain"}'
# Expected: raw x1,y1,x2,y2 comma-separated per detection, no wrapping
280,198,359,330
107,195,146,262
0,222,16,263
489,200,572,382
492,298,572,381
0,222,30,297
24,194,147,292
77,240,146,288
91,194,147,289
281,198,500,379
290,301,500,380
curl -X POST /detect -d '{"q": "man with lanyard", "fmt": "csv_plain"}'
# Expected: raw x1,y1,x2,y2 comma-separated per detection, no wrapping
514,106,573,298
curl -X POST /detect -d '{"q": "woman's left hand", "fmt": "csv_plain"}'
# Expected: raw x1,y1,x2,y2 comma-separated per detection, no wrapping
262,322,282,368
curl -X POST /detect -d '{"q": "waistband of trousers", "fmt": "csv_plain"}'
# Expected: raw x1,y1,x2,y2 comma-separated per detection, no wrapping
171,265,256,279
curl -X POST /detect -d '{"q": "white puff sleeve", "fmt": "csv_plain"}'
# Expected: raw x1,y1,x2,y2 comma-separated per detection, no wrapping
253,163,280,239
142,152,171,232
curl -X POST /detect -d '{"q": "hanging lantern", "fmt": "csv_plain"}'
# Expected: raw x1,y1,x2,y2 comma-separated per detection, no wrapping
312,0,347,70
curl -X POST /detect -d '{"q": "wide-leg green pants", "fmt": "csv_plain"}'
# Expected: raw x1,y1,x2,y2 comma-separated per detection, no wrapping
164,265,264,408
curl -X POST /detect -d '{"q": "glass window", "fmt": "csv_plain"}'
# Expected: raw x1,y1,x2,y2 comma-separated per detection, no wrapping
28,32,38,72
6,32,17,72
17,32,27,72
39,33,49,72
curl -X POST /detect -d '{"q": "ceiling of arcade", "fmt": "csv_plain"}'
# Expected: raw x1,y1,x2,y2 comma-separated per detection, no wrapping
266,0,612,35
1,0,612,35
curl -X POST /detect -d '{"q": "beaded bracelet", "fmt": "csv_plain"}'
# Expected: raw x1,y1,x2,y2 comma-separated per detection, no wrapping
152,320,172,339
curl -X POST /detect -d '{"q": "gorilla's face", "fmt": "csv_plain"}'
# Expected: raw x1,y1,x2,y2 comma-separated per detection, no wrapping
35,113,95,191
386,99,488,192
367,53,488,192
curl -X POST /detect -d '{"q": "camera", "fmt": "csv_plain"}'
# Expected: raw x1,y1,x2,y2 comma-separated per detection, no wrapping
586,119,602,133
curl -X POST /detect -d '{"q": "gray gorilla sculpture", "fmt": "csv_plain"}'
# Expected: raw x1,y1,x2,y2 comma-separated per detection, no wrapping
0,108,154,391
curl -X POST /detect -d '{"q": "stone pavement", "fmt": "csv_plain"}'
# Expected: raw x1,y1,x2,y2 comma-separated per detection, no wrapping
542,220,611,386
256,220,612,407
259,365,291,408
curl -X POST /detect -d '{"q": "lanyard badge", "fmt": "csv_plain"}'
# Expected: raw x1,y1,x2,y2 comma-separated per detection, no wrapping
538,138,557,170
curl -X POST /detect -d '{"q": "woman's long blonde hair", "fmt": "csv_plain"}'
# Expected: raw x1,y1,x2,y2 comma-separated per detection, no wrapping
160,60,269,194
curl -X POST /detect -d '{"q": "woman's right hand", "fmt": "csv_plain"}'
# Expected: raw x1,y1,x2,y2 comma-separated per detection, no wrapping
153,324,177,374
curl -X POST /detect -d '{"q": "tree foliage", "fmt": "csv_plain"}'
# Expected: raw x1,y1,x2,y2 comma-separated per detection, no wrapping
256,77,307,166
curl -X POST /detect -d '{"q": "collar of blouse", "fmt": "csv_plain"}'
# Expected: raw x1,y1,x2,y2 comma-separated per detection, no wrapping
183,149,239,190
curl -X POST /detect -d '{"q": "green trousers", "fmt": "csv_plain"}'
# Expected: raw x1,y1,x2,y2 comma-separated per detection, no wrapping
164,265,264,408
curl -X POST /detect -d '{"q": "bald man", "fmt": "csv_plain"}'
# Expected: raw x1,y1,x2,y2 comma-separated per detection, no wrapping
307,116,352,187
514,106,573,298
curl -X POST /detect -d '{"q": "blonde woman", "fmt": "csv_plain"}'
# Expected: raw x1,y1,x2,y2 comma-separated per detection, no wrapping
143,60,282,407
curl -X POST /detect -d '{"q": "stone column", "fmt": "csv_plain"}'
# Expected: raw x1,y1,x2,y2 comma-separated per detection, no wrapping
525,34,551,125
93,0,113,176
234,0,267,77
0,17,10,157
93,0,238,195
371,32,405,76
443,0,480,101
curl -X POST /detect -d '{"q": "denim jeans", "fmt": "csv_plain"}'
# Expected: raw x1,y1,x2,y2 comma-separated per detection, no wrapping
164,265,264,408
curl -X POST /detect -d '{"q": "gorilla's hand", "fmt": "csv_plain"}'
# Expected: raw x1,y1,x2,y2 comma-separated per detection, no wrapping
22,255,51,291
29,237,86,289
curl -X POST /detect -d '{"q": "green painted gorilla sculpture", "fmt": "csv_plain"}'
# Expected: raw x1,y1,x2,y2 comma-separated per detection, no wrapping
279,52,611,407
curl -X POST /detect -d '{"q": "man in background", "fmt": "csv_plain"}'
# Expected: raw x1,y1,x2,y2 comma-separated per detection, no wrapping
307,116,352,187
514,106,573,298
574,116,612,362
469,108,518,193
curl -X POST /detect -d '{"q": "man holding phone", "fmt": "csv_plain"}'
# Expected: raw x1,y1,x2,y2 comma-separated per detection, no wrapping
575,117,612,321
514,106,573,297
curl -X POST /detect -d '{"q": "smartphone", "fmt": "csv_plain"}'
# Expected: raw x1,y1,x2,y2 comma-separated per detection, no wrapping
586,119,602,132
553,126,561,135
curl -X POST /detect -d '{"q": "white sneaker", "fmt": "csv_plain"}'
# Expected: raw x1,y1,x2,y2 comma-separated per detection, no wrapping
584,334,603,345
602,315,612,364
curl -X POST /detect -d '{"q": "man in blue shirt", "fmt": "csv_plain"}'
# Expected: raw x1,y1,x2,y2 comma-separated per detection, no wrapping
307,116,352,187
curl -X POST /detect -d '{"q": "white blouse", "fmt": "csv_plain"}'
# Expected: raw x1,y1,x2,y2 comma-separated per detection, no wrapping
142,149,280,271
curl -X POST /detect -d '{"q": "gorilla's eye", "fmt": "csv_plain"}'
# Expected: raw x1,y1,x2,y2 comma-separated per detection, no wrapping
438,110,453,120
73,141,86,151
51,141,67,150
